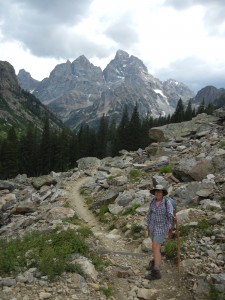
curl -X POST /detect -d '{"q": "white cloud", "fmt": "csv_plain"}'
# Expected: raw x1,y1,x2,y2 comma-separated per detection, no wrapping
0,0,224,92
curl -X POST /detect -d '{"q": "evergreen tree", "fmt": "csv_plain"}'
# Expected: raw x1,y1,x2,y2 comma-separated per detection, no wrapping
58,128,70,171
39,118,51,175
106,118,117,157
127,103,142,151
96,114,108,158
0,127,19,179
18,125,40,177
69,133,79,168
205,103,214,115
171,98,185,123
117,106,130,151
197,99,205,115
184,100,193,121
77,124,93,158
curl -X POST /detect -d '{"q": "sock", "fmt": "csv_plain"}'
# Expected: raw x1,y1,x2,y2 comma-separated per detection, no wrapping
153,266,160,271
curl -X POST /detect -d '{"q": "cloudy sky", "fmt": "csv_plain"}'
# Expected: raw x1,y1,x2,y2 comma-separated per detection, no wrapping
0,0,225,92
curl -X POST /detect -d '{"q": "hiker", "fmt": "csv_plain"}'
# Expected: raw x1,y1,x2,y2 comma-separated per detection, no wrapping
145,184,174,280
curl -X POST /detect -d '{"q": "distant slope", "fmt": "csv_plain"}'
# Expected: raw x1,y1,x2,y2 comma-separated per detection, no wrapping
0,61,65,138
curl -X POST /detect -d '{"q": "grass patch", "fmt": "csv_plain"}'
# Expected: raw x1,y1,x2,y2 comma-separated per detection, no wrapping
179,224,191,237
208,284,225,300
130,224,143,234
80,188,91,196
159,165,173,174
219,141,225,148
196,219,214,236
63,215,79,225
128,169,141,181
164,239,178,259
0,228,90,280
63,200,71,208
122,203,141,215
100,286,114,298
90,255,110,271
98,204,109,222
107,174,122,183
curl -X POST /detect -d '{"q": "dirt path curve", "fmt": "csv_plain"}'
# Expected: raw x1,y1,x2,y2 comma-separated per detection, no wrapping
65,176,126,252
65,176,194,300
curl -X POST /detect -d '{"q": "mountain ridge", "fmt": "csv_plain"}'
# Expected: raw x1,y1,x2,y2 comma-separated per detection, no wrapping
17,50,195,130
0,61,65,136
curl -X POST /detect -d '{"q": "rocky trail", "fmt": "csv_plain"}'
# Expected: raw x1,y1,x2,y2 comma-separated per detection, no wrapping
65,176,194,300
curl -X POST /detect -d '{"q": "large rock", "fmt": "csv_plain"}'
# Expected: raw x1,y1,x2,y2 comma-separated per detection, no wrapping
76,157,101,171
32,175,57,190
149,113,219,142
46,207,75,220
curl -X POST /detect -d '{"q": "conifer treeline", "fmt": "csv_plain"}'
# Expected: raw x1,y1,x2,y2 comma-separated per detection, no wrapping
0,99,213,180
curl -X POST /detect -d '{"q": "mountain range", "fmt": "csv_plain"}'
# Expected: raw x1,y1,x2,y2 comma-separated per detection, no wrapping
17,50,195,130
1,50,224,135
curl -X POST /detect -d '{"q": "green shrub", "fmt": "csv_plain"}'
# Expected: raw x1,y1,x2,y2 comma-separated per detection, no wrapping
130,224,143,234
63,215,79,225
90,255,110,271
0,228,90,280
164,239,177,258
108,224,117,231
197,219,209,230
159,165,173,174
107,174,122,183
128,169,141,181
219,141,225,148
65,262,85,277
179,224,190,237
208,284,224,300
122,203,141,215
80,188,91,196
100,286,114,298
99,205,109,222
77,226,92,238
196,219,214,237
63,200,71,208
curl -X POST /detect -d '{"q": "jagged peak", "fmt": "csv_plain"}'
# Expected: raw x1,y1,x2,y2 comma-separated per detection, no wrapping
73,55,90,64
115,49,129,60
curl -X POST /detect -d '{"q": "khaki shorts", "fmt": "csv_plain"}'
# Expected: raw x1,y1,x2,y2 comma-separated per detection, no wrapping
150,232,167,244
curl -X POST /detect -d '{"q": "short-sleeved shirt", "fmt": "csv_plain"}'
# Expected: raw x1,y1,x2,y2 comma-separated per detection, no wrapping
146,197,174,235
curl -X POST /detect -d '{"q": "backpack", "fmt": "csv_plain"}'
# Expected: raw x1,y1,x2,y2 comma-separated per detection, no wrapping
165,196,176,216
165,196,177,239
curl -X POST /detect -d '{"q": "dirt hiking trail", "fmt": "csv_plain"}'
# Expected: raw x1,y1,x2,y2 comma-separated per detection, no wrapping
65,176,194,300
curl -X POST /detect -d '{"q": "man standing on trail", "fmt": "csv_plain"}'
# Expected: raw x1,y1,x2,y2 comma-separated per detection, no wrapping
145,184,174,280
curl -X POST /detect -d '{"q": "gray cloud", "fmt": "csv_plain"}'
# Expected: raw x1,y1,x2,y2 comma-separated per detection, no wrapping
0,0,103,58
104,16,139,48
155,56,225,93
164,0,225,35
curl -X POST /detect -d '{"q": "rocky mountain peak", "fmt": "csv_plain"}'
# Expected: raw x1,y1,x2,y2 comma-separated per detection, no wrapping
193,85,225,106
0,61,20,91
17,50,196,129
0,60,63,132
72,55,103,80
103,50,148,84
115,49,130,60
17,69,39,92
163,78,195,100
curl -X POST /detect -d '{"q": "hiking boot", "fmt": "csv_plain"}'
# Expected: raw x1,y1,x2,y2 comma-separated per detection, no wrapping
146,259,154,271
145,269,162,280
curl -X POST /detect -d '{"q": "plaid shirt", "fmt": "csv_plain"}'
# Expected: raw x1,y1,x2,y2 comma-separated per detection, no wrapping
146,197,174,235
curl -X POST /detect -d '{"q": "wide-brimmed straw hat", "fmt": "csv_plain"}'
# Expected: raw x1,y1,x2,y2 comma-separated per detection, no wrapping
150,184,168,196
